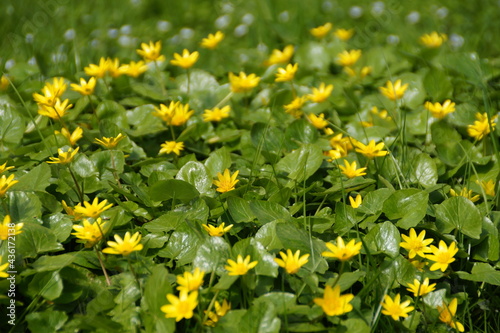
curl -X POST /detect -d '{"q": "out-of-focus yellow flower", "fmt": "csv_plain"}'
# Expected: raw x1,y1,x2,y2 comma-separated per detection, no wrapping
339,160,367,178
379,79,408,101
349,194,362,208
159,141,184,156
449,187,480,203
406,278,436,297
170,49,199,69
102,231,143,256
106,58,123,78
265,45,294,66
334,28,355,41
284,96,307,118
55,127,83,147
0,174,18,198
203,106,231,122
84,58,109,78
322,236,362,261
476,179,496,197
467,112,497,140
153,101,179,123
94,133,126,149
336,50,362,67
345,66,372,78
119,61,148,78
307,113,328,129
307,83,333,103
204,300,231,327
427,240,458,272
275,63,298,82
354,140,389,159
0,162,14,174
360,121,373,127
420,32,447,48
0,75,9,91
229,72,260,93
314,285,354,316
424,100,455,119
47,147,79,164
274,249,309,274
38,99,73,120
381,294,414,321
213,169,239,193
177,267,205,292
33,85,59,107
0,256,9,278
71,77,96,96
400,228,433,259
371,106,392,121
310,23,332,38
202,222,233,237
225,255,258,276
200,31,224,49
46,77,66,97
161,291,198,322
71,218,107,248
73,197,113,219
325,147,347,162
137,41,165,62
62,200,83,219
437,298,465,332
170,103,194,126
0,215,23,240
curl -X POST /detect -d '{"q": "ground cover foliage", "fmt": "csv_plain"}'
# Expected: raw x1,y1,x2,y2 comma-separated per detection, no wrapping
1,0,500,332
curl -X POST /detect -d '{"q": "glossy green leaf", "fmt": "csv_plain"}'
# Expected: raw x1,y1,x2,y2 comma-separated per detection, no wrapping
193,236,231,274
456,263,500,286
16,223,64,258
176,161,214,197
26,310,68,333
435,196,482,239
8,191,42,222
409,153,438,188
27,271,63,300
204,146,232,178
14,163,51,191
383,189,428,229
276,143,323,183
364,221,401,257
142,265,175,332
228,197,256,223
149,179,199,202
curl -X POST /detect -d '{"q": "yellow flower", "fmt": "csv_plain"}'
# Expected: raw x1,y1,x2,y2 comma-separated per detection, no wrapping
73,197,113,219
476,179,496,197
33,85,59,107
420,32,447,48
177,267,205,292
70,77,96,96
449,187,480,203
204,299,231,327
325,147,347,162
307,83,334,103
153,101,180,123
349,194,362,208
84,58,109,78
229,72,260,93
274,249,309,274
102,231,143,256
106,58,123,78
467,112,497,140
0,215,23,240
55,127,83,146
329,133,354,152
137,41,165,62
406,278,436,297
46,77,67,97
0,162,14,174
310,23,332,38
203,106,231,122
381,294,414,321
336,50,362,67
371,106,392,121
360,66,372,78
354,140,389,159
119,61,148,78
94,133,126,149
360,121,373,128
437,298,465,332
170,49,199,69
0,256,10,278
47,147,79,164
38,98,73,120
71,218,107,248
379,79,408,101
265,45,294,66
334,28,355,41
424,100,456,119
159,141,184,156
409,258,428,271
322,236,362,261
339,160,367,178
172,103,195,126
225,254,258,276
313,285,354,316
213,169,239,193
200,31,225,49
0,174,18,197
0,75,9,91
275,63,298,82
284,96,307,118
202,222,233,237
307,113,328,129
161,291,198,322
427,240,458,272
400,228,433,259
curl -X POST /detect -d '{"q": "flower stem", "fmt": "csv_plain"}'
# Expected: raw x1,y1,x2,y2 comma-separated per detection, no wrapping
67,165,84,204
95,247,111,286
213,91,234,109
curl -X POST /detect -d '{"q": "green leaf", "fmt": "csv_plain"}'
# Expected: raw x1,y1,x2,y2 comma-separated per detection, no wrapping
141,265,175,332
423,69,453,101
26,310,68,333
45,213,73,242
0,100,25,147
276,143,323,182
250,200,292,224
284,119,319,149
204,146,232,178
456,263,500,286
364,221,401,257
193,236,231,274
383,189,428,229
232,238,279,277
27,271,64,300
340,318,370,333
333,202,358,235
96,100,128,128
8,191,42,221
144,199,209,233
158,221,206,265
176,161,214,196
358,188,393,215
149,179,199,202
30,254,75,273
255,221,283,250
409,153,438,188
228,197,256,223
72,153,98,178
435,196,482,239
295,41,330,72
14,163,51,191
398,72,426,109
254,292,296,315
91,150,125,183
238,301,281,333
16,223,63,258
251,122,286,159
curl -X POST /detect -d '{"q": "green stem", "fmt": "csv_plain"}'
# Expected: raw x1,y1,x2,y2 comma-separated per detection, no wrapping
213,91,234,109
67,165,84,204
95,247,111,286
